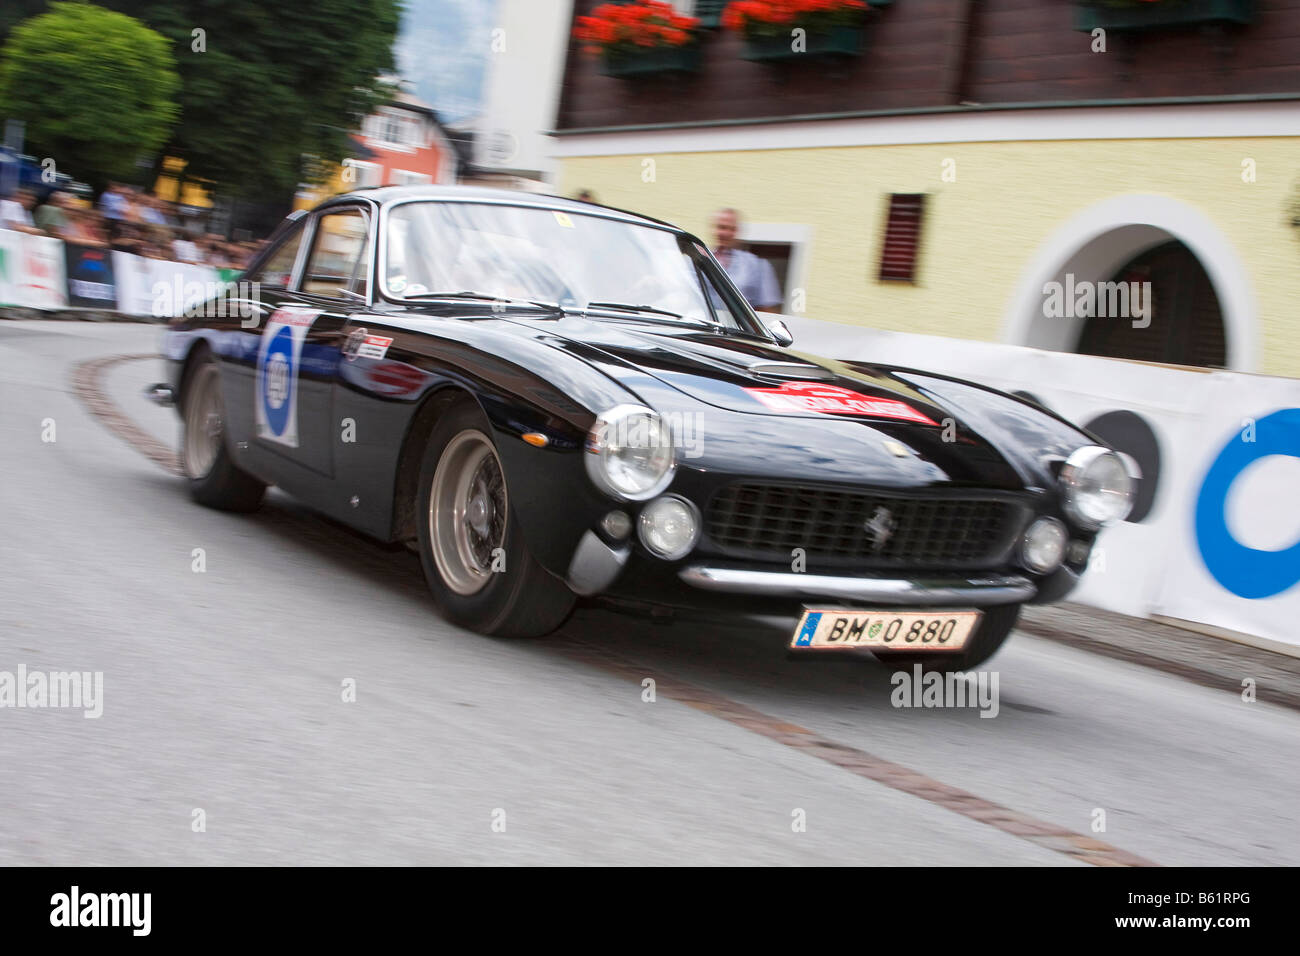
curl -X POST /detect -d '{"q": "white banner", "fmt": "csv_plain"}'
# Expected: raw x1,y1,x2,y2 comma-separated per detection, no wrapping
1,230,223,315
113,254,223,317
0,230,67,309
111,250,156,316
0,229,19,306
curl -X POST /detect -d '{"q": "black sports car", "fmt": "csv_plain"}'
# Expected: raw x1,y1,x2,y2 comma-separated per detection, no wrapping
155,185,1133,671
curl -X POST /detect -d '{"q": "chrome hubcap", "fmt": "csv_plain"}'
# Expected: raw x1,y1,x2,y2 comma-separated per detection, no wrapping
184,365,223,479
429,430,508,596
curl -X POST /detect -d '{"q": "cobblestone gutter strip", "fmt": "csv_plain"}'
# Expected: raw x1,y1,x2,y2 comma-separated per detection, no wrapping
1020,602,1300,713
70,353,183,476
556,635,1157,867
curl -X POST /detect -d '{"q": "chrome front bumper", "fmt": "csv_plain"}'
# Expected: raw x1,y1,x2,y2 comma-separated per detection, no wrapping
679,565,1035,606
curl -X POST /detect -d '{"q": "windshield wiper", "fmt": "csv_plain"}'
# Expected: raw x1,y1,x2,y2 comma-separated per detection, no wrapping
584,301,686,320
398,291,563,314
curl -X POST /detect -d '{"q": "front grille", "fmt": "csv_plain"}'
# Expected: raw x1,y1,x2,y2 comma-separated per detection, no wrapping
704,483,1023,570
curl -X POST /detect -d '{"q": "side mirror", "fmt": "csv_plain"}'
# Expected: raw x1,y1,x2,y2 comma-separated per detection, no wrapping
766,318,793,347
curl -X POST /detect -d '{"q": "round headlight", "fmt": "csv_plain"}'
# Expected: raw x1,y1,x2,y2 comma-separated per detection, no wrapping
585,405,675,501
638,495,700,559
1022,516,1067,574
1060,446,1133,529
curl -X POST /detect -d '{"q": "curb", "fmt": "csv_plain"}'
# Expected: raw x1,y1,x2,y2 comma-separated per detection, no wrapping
1,307,167,324
1020,602,1300,712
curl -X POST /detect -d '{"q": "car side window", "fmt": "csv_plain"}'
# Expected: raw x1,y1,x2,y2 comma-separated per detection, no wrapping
302,208,371,299
250,220,306,290
689,241,750,331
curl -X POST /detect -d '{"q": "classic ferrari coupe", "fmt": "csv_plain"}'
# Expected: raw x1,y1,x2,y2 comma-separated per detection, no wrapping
156,186,1132,670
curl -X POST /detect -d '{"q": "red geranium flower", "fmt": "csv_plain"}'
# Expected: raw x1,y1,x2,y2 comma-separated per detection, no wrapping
722,0,869,33
574,0,702,54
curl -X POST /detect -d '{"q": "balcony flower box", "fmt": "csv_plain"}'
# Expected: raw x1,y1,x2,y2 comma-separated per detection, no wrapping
724,0,871,61
599,42,703,77
739,23,865,60
1074,0,1255,32
576,1,704,78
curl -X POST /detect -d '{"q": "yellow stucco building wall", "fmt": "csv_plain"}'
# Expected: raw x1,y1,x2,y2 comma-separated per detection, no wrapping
558,137,1300,378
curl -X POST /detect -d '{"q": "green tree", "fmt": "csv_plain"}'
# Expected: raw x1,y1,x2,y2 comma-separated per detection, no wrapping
0,2,180,186
104,0,401,202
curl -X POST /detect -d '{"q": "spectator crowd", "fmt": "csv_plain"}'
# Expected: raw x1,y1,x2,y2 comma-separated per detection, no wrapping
0,183,265,271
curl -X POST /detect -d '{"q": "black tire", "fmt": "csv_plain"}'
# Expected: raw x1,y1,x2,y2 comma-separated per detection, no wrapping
415,399,575,638
180,353,266,512
873,603,1021,672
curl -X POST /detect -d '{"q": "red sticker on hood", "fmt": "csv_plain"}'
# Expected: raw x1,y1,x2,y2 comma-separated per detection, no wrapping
744,381,938,425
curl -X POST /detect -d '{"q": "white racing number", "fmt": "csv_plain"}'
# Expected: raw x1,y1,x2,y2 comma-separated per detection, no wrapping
255,306,321,447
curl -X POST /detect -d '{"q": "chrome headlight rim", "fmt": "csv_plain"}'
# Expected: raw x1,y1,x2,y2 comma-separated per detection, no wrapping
584,404,676,502
1021,515,1068,575
637,494,702,560
1059,445,1134,529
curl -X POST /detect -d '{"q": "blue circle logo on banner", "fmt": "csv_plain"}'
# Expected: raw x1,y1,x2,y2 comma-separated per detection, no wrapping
1195,408,1300,599
262,325,294,437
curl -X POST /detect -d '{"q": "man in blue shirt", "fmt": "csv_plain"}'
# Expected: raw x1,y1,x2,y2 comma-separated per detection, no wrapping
99,182,128,221
711,208,782,313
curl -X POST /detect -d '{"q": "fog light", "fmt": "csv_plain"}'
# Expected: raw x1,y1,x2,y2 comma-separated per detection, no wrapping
1022,516,1067,574
638,495,700,560
601,509,632,541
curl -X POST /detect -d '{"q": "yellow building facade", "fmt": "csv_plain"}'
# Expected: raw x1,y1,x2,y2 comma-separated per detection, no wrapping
555,104,1300,378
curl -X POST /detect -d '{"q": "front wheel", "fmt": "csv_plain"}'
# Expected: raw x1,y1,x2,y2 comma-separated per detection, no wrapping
873,603,1020,672
415,400,575,638
181,354,266,512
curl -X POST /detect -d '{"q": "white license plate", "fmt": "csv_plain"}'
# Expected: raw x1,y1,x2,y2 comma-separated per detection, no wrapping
790,608,981,651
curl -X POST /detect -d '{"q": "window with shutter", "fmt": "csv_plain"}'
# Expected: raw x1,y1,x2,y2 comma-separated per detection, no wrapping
878,194,925,283
1076,240,1226,369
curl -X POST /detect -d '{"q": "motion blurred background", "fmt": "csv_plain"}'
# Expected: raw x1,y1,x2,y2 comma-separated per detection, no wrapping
2,0,1300,870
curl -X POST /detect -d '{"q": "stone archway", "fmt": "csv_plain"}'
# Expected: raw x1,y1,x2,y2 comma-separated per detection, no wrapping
1003,194,1256,371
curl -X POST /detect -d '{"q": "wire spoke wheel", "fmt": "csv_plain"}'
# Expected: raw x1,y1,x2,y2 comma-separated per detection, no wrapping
184,364,224,480
429,429,509,596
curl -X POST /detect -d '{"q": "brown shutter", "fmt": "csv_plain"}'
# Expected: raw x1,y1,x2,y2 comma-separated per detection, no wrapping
878,194,926,283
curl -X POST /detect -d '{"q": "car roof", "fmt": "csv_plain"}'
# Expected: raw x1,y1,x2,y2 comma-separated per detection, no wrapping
317,184,680,232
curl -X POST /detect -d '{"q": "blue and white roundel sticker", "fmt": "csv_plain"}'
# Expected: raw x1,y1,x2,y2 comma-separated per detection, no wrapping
255,306,320,447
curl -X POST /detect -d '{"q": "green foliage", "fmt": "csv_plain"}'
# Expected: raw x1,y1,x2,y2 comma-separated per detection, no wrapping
0,0,402,201
102,0,402,200
0,2,180,182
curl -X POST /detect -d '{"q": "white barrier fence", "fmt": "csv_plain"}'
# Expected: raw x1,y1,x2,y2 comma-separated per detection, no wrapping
0,231,67,309
783,315,1300,653
0,228,230,315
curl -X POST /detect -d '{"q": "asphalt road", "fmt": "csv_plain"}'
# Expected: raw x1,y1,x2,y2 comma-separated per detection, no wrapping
2,319,1297,866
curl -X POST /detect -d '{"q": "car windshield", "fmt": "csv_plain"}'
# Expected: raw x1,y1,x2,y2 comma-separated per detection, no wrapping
384,201,748,331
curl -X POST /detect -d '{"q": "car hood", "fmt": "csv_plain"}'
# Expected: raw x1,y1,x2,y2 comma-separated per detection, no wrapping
502,315,1095,491
507,315,939,418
